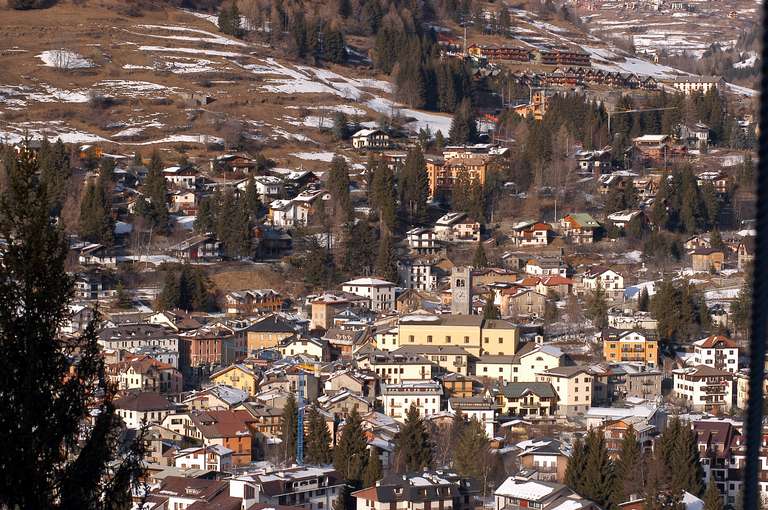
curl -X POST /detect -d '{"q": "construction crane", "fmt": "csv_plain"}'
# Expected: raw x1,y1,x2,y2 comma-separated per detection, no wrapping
295,372,305,465
607,106,678,134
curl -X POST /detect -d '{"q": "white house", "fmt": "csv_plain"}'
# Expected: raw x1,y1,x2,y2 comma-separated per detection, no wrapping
494,475,598,510
405,227,440,255
114,391,176,429
341,277,396,312
269,189,329,227
352,128,390,150
381,380,443,421
434,212,481,242
173,445,233,472
279,337,326,360
582,266,624,293
536,366,593,416
398,258,438,292
692,335,739,373
236,175,283,202
162,166,198,189
672,365,733,413
448,396,496,437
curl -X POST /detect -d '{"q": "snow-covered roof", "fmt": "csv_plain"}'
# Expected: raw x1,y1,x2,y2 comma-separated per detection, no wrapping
343,277,396,287
494,478,556,500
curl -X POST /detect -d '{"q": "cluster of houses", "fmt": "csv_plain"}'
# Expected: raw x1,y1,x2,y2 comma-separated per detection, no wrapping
511,67,659,90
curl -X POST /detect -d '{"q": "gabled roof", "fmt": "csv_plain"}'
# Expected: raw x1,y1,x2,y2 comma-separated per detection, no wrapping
115,391,176,412
693,335,737,349
500,382,557,399
189,410,256,439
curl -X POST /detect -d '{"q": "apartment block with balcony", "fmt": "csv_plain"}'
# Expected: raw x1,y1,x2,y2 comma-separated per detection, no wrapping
603,331,659,367
514,438,570,483
251,465,345,509
382,380,444,421
392,345,473,376
496,382,558,418
692,335,739,373
536,366,593,416
353,471,479,510
672,365,734,413
358,350,436,384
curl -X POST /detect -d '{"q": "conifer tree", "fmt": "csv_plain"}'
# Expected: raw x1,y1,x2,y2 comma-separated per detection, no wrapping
581,429,614,508
472,242,488,268
452,168,471,212
195,197,215,233
671,423,703,497
333,409,369,486
362,447,383,487
393,404,432,473
400,146,429,224
454,417,491,481
449,99,478,144
79,179,114,246
585,282,609,330
343,219,376,277
483,299,500,320
305,407,333,465
324,27,347,64
374,231,398,283
157,270,181,310
142,150,170,234
612,425,641,504
703,477,722,510
282,393,299,464
243,175,263,222
328,156,353,222
371,159,397,233
565,437,587,494
0,147,144,509
333,484,354,510
638,287,650,312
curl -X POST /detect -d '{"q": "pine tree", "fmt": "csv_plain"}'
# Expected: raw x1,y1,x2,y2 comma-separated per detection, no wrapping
703,477,722,510
483,299,500,320
586,282,609,330
581,429,614,508
454,417,490,481
374,231,398,283
371,159,397,232
282,393,299,464
449,99,478,144
332,112,350,141
305,407,333,465
79,180,114,246
472,242,488,268
195,196,216,233
333,409,369,485
400,146,429,224
114,281,131,309
343,219,376,276
612,425,641,504
157,271,180,310
328,156,353,222
565,437,587,494
435,130,446,150
0,146,144,509
324,27,347,64
638,287,650,312
142,150,169,234
362,447,383,487
393,404,432,473
243,175,263,222
671,423,703,497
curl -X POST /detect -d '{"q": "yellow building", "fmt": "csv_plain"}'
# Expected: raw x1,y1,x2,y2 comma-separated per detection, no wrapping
603,331,658,367
210,364,260,396
397,315,518,357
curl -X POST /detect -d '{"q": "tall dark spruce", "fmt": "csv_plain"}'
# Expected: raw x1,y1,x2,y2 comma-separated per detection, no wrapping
0,147,145,509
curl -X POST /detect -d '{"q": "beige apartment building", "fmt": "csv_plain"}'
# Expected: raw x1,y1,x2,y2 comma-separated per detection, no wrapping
397,315,519,357
536,366,593,416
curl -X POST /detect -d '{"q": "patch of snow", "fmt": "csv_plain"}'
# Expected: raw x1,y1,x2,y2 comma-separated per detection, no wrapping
37,49,94,69
366,96,452,134
290,151,338,162
133,24,247,47
138,45,244,58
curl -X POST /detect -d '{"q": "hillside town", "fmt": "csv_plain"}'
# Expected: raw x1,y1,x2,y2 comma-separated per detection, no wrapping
0,0,763,509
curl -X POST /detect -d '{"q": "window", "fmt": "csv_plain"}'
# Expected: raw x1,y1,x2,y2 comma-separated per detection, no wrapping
446,336,451,343
498,337,503,344
427,335,433,343
464,336,470,343
409,335,415,343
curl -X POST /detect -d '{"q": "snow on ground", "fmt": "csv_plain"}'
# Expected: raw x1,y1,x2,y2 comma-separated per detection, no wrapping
366,97,452,135
37,49,94,69
290,151,338,162
138,45,245,58
704,288,741,301
0,122,109,144
726,83,757,97
133,24,247,47
583,45,680,78
734,54,757,69
123,64,153,70
174,215,196,231
157,57,219,74
112,120,165,138
96,80,174,97
126,134,224,146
